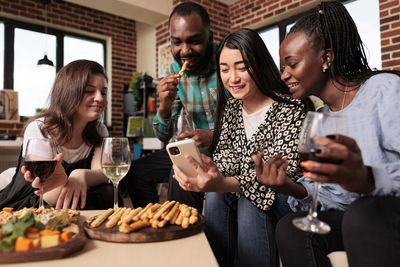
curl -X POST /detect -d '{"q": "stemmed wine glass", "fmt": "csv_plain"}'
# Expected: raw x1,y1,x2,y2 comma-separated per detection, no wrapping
293,111,346,234
170,104,196,143
24,138,58,210
101,137,131,210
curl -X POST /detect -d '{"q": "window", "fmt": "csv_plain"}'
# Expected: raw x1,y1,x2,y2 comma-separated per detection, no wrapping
258,0,381,69
258,26,280,69
0,23,3,89
14,28,56,116
1,17,106,117
64,36,104,67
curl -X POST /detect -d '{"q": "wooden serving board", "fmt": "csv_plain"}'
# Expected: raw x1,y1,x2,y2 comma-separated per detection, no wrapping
0,223,87,264
83,215,205,243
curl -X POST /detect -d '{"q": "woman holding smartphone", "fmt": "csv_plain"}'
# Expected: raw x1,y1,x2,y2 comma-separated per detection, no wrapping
0,60,112,210
172,28,312,267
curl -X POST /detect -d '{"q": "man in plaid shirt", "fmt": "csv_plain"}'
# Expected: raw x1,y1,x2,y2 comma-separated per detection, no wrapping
126,2,219,211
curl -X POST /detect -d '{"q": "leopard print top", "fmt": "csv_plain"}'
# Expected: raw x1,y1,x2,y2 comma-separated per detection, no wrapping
212,96,306,211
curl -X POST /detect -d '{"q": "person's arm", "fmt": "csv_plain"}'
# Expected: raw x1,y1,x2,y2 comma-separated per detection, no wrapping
153,99,182,142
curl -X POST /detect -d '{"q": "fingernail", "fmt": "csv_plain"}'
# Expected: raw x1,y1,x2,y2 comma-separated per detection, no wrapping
303,172,311,178
300,161,312,169
326,135,336,140
311,148,322,154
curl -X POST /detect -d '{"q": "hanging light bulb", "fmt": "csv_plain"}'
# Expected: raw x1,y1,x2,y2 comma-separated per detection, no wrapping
37,0,54,68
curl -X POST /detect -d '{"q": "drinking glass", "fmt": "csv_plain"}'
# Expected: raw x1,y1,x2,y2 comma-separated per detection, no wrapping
24,138,57,210
292,111,346,234
101,137,131,210
170,105,195,142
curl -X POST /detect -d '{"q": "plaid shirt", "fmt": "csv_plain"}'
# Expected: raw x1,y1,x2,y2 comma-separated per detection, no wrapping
153,43,218,142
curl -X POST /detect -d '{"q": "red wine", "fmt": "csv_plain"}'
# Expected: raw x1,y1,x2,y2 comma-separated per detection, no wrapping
299,151,341,164
25,160,57,181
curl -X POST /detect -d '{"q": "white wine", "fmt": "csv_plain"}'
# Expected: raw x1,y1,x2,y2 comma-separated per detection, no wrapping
102,164,130,183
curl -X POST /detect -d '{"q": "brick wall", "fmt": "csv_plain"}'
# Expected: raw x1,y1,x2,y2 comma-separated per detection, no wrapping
156,0,230,78
230,0,400,71
0,0,136,137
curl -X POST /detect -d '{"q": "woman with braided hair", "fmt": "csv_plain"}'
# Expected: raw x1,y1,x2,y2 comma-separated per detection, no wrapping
252,1,400,266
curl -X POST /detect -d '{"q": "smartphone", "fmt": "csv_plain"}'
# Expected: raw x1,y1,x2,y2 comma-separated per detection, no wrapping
166,138,203,177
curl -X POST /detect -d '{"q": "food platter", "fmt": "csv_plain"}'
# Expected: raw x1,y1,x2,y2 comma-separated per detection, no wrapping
0,223,87,264
83,214,205,243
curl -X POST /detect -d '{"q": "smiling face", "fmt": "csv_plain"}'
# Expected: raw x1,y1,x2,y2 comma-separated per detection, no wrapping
169,13,211,72
219,47,260,104
74,74,107,123
279,32,328,99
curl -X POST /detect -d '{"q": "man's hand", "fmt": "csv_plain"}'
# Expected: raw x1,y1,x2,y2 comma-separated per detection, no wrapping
301,135,374,194
157,74,180,118
23,153,67,194
176,129,213,148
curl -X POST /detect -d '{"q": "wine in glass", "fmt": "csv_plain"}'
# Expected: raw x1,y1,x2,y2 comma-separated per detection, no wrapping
293,111,346,234
101,137,131,210
24,138,57,210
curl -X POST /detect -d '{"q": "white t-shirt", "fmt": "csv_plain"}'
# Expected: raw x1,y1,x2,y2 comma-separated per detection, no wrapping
23,118,109,164
242,103,272,140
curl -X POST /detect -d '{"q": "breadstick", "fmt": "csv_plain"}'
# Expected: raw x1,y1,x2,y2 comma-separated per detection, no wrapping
189,208,199,225
123,207,142,224
129,219,151,232
158,219,168,228
118,208,132,225
151,218,160,229
165,202,180,221
170,208,180,225
107,207,122,221
134,203,152,221
90,208,114,228
182,216,190,229
146,203,161,219
153,201,176,220
178,60,188,77
106,208,126,228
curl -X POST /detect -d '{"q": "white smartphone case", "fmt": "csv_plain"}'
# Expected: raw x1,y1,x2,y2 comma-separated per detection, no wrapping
166,139,203,177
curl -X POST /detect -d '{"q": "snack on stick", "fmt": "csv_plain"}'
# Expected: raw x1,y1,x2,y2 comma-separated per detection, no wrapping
90,208,114,228
177,60,188,82
106,208,126,228
153,201,176,220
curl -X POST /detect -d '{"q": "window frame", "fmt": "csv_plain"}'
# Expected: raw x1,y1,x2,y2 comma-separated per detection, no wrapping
1,16,107,90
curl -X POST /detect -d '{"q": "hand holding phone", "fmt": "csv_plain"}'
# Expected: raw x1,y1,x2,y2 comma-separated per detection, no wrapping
166,139,203,177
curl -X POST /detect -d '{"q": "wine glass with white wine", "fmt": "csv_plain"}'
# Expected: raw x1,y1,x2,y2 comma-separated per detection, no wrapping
293,111,346,234
101,137,131,210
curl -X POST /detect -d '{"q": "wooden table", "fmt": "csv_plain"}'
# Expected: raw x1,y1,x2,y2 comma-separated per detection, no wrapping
4,210,218,267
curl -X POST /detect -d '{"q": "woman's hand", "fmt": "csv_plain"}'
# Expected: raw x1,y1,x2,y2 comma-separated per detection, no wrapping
173,153,239,192
252,152,307,198
23,153,67,194
176,129,214,148
55,170,87,210
301,135,374,194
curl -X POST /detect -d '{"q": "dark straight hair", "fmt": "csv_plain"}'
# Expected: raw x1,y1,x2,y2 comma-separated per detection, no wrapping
288,0,400,85
210,28,294,152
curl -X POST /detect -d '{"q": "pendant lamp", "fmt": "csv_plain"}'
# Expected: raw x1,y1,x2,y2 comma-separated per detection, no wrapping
37,0,54,68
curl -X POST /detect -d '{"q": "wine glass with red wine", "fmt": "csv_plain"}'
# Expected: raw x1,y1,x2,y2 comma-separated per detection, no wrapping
24,138,57,210
293,111,346,234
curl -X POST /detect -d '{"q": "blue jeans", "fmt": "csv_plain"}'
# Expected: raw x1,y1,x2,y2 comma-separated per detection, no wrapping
204,192,292,267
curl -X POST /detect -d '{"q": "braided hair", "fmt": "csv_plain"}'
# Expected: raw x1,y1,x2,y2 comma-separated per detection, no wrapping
288,0,398,85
